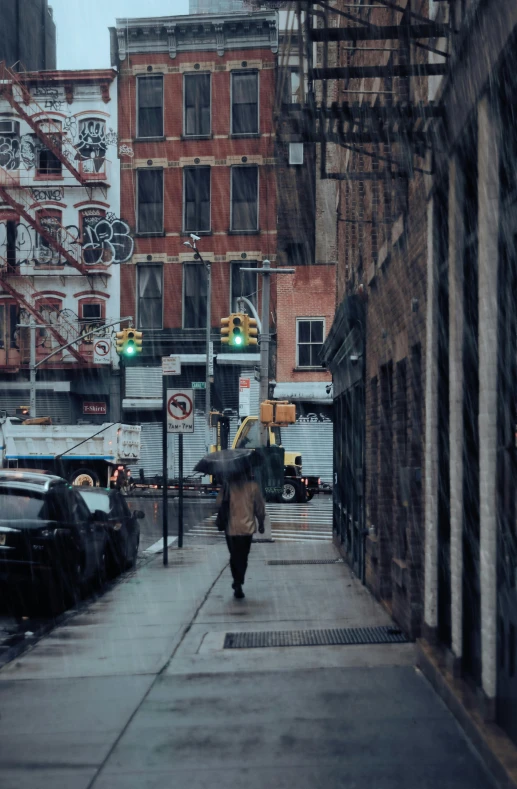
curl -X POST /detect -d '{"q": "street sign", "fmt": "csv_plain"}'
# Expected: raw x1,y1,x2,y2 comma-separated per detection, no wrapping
162,356,181,375
192,381,206,389
93,338,111,365
166,389,194,433
239,377,251,417
209,341,214,376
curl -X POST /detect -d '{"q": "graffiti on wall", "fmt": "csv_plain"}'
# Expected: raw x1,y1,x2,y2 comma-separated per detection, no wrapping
0,135,20,170
30,187,65,202
33,86,63,112
82,212,134,265
0,213,133,267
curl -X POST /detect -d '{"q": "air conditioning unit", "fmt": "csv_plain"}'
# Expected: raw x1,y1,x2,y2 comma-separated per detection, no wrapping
0,119,20,135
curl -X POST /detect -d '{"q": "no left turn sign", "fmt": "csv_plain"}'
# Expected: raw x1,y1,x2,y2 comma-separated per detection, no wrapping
166,389,194,433
93,338,111,365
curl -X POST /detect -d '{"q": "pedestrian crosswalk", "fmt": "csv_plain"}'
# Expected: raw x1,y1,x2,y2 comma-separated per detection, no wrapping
189,498,333,543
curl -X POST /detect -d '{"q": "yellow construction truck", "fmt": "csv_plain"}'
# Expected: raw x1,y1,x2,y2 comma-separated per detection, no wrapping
231,415,320,503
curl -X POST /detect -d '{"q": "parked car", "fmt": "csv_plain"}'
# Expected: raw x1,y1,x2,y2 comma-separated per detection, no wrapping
77,487,143,576
0,470,108,616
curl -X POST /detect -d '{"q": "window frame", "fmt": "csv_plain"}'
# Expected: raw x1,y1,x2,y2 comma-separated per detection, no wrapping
230,260,258,314
136,74,164,140
230,70,260,137
35,120,63,178
136,168,164,236
296,317,325,369
182,166,211,233
137,263,164,330
183,72,212,138
182,262,208,329
230,165,259,233
36,209,63,266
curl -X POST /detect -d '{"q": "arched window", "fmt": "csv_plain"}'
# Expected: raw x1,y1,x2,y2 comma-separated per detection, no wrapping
36,209,62,266
77,119,107,173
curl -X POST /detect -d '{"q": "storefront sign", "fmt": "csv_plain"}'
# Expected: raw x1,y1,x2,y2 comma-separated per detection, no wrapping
83,401,107,415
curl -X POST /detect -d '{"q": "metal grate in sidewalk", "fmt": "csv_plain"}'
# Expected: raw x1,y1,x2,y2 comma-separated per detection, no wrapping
223,626,410,650
267,559,341,565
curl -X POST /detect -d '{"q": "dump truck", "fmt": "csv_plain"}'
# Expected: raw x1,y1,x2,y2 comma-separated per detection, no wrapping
232,415,320,503
0,414,141,488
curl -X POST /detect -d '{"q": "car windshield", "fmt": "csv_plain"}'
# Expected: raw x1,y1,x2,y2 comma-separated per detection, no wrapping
0,490,45,520
235,420,260,448
78,490,111,514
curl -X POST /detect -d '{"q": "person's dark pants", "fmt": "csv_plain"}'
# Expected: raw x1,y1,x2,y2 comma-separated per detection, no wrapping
225,533,253,587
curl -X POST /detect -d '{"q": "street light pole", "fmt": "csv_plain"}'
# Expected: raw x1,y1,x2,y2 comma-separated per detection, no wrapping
183,237,212,453
29,323,36,418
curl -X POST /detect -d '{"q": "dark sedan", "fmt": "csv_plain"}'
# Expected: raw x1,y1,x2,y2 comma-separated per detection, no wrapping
0,471,107,616
77,488,142,576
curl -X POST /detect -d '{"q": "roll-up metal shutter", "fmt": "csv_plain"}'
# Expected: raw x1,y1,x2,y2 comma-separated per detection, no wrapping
281,420,333,483
170,412,208,480
0,391,71,424
126,367,162,398
129,421,163,479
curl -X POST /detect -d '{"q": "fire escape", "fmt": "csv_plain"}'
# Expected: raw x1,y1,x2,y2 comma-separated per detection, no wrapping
277,0,450,236
0,63,110,365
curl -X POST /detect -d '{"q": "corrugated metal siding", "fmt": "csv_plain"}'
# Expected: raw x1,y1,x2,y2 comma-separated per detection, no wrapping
170,412,208,480
126,367,162,398
129,421,163,479
0,392,71,424
281,421,333,483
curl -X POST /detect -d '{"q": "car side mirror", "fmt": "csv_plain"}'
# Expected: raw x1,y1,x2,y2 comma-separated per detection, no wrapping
134,510,145,520
93,509,109,523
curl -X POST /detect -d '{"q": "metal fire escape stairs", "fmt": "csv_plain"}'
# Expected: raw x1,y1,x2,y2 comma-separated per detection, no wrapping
280,0,450,183
0,63,105,365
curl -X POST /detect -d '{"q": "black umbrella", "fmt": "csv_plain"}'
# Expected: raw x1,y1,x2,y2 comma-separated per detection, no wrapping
194,448,263,479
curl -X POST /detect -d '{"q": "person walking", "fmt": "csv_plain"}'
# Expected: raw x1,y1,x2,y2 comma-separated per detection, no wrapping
217,470,266,599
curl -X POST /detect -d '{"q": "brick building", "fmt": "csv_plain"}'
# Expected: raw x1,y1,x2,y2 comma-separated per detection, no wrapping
110,11,279,477
0,65,124,448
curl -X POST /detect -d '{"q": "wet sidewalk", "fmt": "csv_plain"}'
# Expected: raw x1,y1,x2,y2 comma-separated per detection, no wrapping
0,538,497,789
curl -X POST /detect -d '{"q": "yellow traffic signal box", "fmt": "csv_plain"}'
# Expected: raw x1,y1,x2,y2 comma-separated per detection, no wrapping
260,401,274,423
115,329,127,355
220,316,230,345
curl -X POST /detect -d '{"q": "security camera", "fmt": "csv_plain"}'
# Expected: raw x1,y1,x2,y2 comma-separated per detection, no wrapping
190,233,201,242
183,241,192,248
325,384,333,395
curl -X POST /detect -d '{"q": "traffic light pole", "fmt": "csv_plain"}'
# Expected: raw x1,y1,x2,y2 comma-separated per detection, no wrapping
240,260,294,446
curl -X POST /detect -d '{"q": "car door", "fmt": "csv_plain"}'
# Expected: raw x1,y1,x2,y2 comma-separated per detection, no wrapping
69,488,104,582
45,485,85,583
110,492,131,565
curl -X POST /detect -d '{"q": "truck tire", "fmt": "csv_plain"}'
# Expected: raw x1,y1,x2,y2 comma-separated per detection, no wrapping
281,480,305,504
306,491,315,502
70,468,100,487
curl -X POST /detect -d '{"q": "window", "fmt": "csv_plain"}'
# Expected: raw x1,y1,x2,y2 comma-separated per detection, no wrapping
231,72,259,135
296,318,324,368
183,167,210,232
37,210,62,266
137,75,163,138
137,264,163,329
79,301,104,344
183,263,207,329
231,261,257,313
137,169,163,234
231,166,258,231
37,121,62,176
289,143,304,165
77,119,107,173
184,73,211,136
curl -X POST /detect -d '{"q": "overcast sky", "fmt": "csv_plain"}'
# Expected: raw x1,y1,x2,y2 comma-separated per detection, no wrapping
50,0,189,70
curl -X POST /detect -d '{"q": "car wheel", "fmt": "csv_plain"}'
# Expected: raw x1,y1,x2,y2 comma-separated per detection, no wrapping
281,481,298,504
127,534,140,569
70,468,100,487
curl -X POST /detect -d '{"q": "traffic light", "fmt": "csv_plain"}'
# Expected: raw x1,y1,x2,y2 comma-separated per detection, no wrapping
245,316,258,346
115,329,126,355
220,316,230,345
230,313,245,347
127,329,143,355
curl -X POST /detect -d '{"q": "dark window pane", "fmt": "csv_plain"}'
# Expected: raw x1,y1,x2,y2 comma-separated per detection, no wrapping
137,170,163,234
231,167,258,231
138,76,163,138
232,72,258,134
184,264,207,328
311,322,323,342
82,303,101,319
231,261,257,313
298,344,311,367
138,264,162,329
311,344,323,366
184,167,210,231
298,321,311,343
184,74,211,136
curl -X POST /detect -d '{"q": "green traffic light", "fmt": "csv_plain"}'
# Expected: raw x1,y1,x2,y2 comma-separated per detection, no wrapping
234,336,242,345
125,345,135,355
